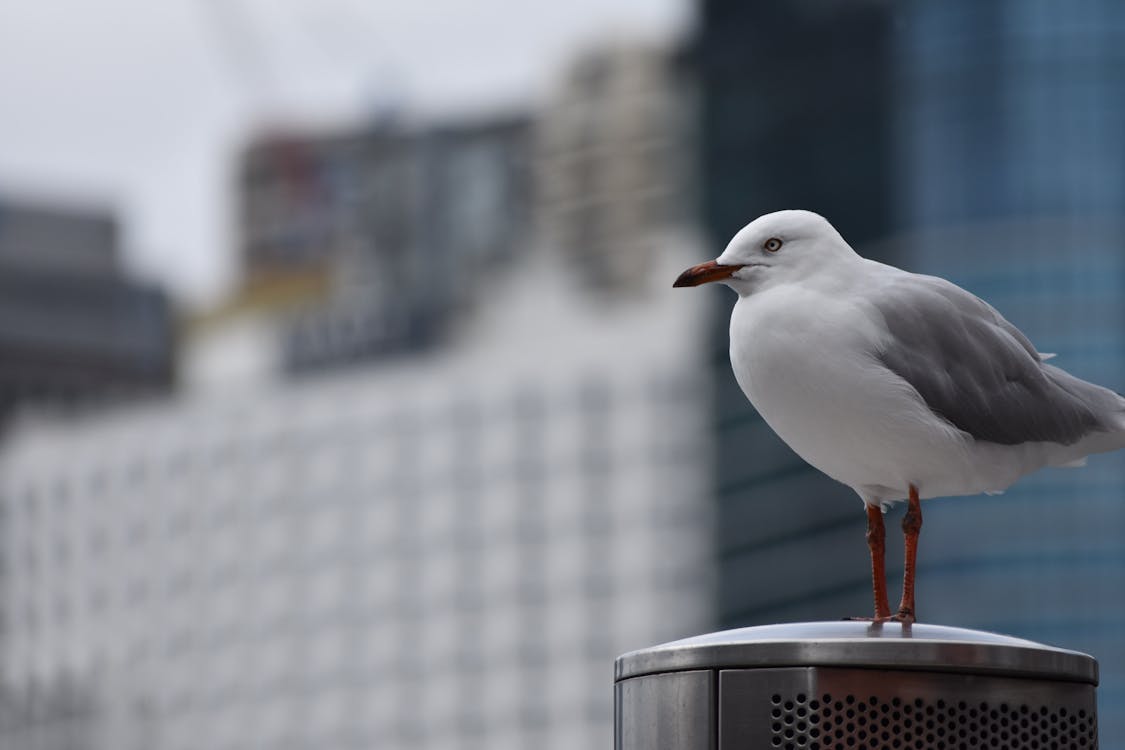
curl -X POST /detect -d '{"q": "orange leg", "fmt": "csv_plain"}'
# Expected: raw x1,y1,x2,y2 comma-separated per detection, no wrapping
865,504,891,620
896,485,923,624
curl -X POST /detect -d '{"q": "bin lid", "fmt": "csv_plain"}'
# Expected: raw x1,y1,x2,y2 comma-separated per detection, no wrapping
615,621,1097,685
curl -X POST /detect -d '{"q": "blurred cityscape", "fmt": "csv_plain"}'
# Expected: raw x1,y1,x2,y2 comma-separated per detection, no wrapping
0,1,1124,748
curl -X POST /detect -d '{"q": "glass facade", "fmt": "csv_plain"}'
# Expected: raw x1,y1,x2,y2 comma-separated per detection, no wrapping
894,1,1125,229
698,0,899,628
702,0,1125,741
892,2,1125,738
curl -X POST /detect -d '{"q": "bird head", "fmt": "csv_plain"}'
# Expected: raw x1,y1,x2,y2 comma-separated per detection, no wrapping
673,210,856,296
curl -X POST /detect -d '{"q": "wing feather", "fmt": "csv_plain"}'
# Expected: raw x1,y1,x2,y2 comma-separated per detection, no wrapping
868,274,1118,446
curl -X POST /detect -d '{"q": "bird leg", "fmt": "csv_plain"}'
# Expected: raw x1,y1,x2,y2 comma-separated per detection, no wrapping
895,485,923,624
865,503,892,620
850,492,922,624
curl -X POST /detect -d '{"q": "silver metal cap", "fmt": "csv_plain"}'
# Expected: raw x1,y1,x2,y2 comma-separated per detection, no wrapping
615,621,1097,685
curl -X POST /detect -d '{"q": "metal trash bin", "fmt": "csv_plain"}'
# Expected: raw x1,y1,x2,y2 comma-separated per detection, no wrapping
615,622,1098,749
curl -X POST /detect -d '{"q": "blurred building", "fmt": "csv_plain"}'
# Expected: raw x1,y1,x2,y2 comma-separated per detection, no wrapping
696,0,898,627
0,199,174,426
237,116,532,374
0,247,713,750
0,201,117,273
536,41,696,293
888,1,1125,736
700,0,1125,738
207,40,700,389
0,30,714,750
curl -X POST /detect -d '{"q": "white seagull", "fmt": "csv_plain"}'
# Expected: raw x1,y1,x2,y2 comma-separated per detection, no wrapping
674,209,1125,623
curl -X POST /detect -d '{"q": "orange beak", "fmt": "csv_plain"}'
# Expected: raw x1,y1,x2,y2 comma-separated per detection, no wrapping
673,260,741,288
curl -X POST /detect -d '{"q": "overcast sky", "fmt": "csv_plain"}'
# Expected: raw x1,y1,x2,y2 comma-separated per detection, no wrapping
0,0,690,307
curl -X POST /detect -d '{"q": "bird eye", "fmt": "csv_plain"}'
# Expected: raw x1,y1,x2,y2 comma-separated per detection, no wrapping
764,237,783,252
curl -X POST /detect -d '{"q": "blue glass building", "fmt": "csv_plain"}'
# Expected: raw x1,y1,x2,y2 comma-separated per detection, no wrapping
700,0,1125,740
892,2,1125,738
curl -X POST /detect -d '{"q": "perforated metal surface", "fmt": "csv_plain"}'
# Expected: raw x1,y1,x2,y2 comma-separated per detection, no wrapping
718,667,1097,750
615,624,1100,750
769,691,1097,750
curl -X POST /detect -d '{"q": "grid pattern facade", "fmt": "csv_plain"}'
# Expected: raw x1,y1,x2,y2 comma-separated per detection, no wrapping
701,1,1125,745
0,362,712,750
536,43,695,293
893,1,1125,228
891,2,1125,740
876,222,1125,741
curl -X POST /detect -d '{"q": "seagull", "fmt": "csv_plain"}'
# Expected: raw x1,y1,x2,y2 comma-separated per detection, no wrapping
674,209,1125,624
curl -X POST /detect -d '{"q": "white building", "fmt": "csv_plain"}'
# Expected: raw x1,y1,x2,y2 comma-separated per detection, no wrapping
0,242,714,750
536,41,696,294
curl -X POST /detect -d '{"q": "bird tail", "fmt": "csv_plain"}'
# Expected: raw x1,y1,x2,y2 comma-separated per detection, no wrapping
1041,377,1125,467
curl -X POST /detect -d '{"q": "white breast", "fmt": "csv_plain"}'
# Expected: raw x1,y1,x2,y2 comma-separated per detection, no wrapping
727,285,996,503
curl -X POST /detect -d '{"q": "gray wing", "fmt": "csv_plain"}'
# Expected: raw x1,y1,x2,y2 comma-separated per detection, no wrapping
869,274,1121,446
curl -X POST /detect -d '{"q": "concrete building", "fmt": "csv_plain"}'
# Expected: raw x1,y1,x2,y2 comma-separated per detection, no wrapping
0,243,714,750
536,41,696,294
0,199,174,425
237,117,533,373
0,200,118,275
0,33,713,749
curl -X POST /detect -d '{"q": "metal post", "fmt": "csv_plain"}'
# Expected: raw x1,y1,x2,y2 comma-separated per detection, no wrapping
615,622,1098,749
